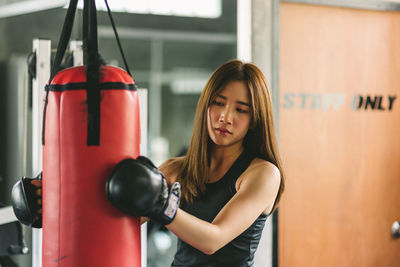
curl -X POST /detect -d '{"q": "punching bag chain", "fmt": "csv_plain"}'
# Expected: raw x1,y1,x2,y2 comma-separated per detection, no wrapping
104,0,132,77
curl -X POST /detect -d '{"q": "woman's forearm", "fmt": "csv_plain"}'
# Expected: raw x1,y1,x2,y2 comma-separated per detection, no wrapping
166,209,223,255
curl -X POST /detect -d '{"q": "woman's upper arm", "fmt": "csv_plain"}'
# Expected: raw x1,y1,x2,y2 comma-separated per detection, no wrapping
211,161,281,247
158,158,179,184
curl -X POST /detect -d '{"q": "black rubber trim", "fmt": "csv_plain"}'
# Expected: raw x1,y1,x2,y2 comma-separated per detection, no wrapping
273,209,279,267
45,82,137,92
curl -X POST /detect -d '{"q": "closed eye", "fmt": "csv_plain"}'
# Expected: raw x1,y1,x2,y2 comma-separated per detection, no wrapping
237,108,249,113
213,100,224,106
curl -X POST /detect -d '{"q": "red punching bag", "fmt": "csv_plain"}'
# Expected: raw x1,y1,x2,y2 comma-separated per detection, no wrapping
42,0,141,266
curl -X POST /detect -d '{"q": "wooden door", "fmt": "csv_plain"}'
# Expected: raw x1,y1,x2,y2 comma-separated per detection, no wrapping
279,3,400,267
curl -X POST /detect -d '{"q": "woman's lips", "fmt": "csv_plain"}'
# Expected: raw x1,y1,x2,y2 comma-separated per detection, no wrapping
216,127,231,135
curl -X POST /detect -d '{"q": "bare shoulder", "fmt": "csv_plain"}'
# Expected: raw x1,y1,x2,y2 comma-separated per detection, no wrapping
250,158,280,176
159,156,184,184
237,158,281,190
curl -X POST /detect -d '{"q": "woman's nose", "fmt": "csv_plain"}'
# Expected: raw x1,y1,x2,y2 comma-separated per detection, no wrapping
219,108,232,124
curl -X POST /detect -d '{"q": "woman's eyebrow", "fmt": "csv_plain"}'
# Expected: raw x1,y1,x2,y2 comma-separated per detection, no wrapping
237,101,250,107
216,94,227,100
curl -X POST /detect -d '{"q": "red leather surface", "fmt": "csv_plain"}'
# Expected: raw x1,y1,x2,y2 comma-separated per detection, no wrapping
43,66,141,266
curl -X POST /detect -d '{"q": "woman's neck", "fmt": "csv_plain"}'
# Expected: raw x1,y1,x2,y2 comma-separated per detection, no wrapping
209,143,244,176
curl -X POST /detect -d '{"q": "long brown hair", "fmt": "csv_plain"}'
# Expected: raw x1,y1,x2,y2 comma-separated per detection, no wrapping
166,59,285,214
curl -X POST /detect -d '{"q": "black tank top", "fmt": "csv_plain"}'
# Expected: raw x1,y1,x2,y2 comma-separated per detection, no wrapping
171,150,268,267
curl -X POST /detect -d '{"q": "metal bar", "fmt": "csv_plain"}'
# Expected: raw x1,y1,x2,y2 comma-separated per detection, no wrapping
250,1,279,266
272,0,280,138
237,0,252,61
148,40,163,142
0,0,67,19
0,206,18,225
70,40,84,66
281,0,400,11
32,38,51,267
272,1,280,266
98,26,236,44
138,88,148,267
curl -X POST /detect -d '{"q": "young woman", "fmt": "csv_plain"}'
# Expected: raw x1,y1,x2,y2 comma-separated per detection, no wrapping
27,59,284,267
156,59,285,266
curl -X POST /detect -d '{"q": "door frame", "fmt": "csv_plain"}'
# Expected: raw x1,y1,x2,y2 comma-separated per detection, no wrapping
281,0,400,11
271,0,400,266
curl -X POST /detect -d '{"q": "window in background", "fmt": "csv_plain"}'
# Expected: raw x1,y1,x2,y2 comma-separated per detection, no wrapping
77,0,222,18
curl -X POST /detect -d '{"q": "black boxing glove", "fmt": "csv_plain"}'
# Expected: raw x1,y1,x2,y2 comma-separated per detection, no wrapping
11,173,42,228
106,156,180,225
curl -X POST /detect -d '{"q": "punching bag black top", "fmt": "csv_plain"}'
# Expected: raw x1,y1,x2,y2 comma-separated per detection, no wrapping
42,0,141,266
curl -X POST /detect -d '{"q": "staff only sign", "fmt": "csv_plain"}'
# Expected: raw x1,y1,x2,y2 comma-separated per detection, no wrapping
281,93,397,111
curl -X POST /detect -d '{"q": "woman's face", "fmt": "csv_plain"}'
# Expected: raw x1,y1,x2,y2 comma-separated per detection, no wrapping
207,81,252,148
